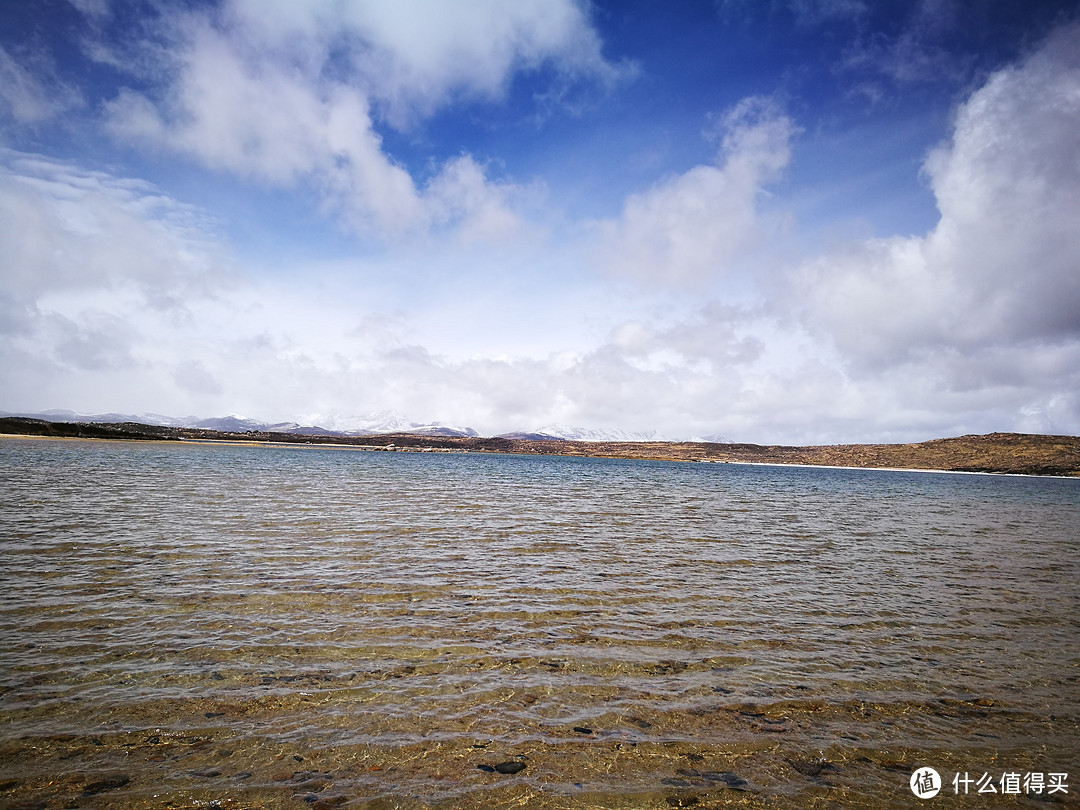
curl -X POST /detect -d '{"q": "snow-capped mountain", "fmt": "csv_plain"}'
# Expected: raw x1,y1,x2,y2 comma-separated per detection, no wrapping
4,410,705,443
15,408,181,427
520,424,672,442
7,409,195,427
301,410,479,438
2,409,478,438
7,410,294,433
691,433,732,444
301,409,415,434
189,415,274,432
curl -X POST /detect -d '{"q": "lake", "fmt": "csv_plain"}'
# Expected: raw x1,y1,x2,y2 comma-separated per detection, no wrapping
1,437,1077,808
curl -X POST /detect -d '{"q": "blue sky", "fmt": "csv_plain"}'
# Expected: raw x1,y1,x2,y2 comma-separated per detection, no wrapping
2,0,1079,443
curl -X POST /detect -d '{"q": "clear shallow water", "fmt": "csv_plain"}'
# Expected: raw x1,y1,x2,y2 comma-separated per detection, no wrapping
0,437,1077,808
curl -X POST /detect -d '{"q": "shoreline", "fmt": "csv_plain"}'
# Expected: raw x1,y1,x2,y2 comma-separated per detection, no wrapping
3,431,1079,478
716,458,1080,479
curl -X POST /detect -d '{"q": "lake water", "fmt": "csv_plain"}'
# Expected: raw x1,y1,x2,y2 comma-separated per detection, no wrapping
1,437,1077,808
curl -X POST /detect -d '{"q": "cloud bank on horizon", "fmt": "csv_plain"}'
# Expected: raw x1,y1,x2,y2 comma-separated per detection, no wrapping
2,0,1078,444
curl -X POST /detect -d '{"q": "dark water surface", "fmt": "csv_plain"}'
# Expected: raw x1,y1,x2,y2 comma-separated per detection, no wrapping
1,437,1078,808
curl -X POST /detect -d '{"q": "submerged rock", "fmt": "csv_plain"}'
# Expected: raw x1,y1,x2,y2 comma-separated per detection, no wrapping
705,771,747,788
675,769,748,788
789,759,836,778
82,775,130,794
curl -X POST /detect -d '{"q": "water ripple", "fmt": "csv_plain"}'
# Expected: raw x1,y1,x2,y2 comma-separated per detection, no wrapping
1,438,1078,807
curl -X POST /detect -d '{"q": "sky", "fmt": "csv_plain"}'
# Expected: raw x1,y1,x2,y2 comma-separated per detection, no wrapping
2,0,1079,444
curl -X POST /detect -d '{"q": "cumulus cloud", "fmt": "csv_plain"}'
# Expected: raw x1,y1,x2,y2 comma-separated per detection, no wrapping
330,0,626,124
423,155,540,244
100,0,624,237
598,97,796,285
788,22,1080,431
103,17,425,233
798,23,1080,356
567,21,1080,440
922,25,1080,343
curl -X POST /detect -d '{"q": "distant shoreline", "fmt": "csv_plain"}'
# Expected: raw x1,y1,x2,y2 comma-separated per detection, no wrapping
713,458,1079,479
3,433,1075,479
2,417,1078,477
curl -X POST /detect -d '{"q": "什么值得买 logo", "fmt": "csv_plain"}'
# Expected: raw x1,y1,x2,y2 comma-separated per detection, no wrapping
911,767,941,798
909,767,1069,798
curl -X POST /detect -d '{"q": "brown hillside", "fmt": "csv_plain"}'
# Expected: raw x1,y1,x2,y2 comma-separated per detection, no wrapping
2,418,1077,476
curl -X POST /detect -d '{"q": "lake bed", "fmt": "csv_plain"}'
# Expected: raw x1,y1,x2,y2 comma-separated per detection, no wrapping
1,437,1077,808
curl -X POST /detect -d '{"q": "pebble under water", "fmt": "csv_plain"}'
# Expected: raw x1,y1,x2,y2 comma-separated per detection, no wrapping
1,437,1078,808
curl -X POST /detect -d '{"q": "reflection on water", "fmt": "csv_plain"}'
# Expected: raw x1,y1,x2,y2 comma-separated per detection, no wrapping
1,437,1077,808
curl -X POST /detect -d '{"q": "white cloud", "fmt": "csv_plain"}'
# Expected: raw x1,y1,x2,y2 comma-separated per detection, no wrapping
101,0,623,237
0,150,226,311
424,155,541,244
0,46,82,126
0,150,231,406
105,19,426,233
597,97,795,285
0,153,774,435
6,11,1080,444
798,22,1080,357
922,24,1080,344
838,0,962,88
787,22,1080,433
332,0,626,125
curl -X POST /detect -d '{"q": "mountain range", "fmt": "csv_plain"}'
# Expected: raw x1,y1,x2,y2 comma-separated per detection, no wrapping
0,409,702,442
4,414,1077,476
503,424,673,442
